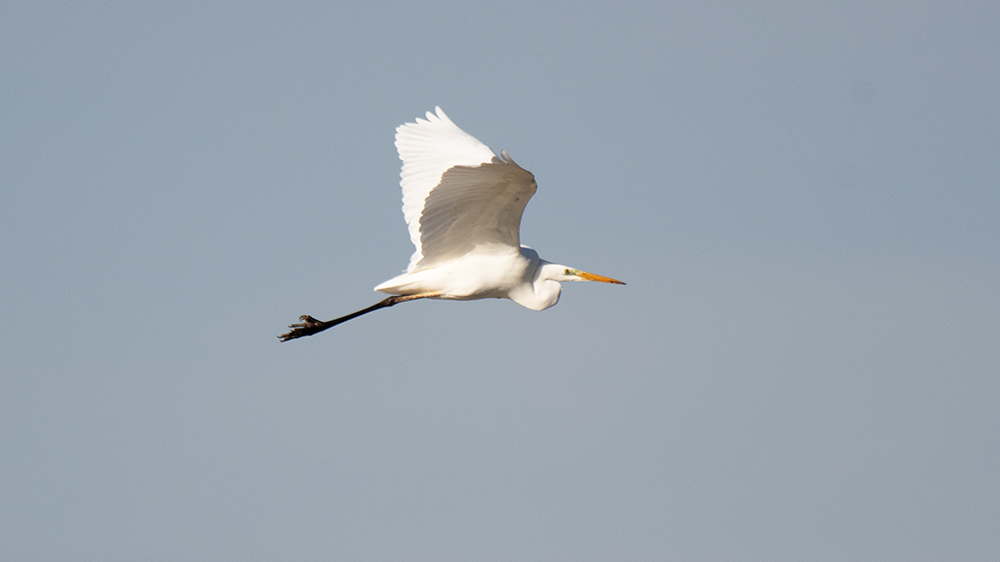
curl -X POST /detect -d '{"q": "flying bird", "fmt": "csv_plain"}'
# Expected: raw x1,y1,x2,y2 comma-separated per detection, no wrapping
279,107,624,341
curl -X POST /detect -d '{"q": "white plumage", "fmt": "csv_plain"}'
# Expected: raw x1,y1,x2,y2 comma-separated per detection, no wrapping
279,107,623,341
396,107,507,271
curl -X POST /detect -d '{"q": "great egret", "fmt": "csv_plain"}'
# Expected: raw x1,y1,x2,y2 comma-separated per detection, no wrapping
279,107,624,341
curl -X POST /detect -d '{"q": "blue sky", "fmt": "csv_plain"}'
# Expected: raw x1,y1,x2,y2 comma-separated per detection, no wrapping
2,2,998,560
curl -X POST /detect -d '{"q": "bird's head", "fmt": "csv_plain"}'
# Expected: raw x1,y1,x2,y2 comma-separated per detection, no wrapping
510,260,625,311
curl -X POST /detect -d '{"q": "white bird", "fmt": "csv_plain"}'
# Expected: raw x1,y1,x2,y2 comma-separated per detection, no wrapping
280,107,624,341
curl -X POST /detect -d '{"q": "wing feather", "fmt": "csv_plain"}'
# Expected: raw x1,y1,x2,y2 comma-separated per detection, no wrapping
395,107,536,271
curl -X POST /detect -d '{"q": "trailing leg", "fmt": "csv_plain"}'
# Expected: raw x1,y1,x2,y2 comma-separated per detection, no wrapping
278,293,438,341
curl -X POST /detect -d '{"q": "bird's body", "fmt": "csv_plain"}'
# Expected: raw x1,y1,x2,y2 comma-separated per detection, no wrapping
375,246,534,302
376,246,571,311
280,107,623,341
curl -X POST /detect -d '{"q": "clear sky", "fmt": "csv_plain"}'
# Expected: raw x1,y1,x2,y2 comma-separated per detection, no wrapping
2,2,998,560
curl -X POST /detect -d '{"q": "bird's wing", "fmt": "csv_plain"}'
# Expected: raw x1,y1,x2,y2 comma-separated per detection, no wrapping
395,107,537,271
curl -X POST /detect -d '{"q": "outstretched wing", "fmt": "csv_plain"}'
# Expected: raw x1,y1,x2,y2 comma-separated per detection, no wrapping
395,107,537,271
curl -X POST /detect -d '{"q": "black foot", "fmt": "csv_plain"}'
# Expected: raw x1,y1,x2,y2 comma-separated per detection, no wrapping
278,315,329,342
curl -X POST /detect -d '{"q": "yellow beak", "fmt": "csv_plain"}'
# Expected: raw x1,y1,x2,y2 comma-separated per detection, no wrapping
575,270,626,285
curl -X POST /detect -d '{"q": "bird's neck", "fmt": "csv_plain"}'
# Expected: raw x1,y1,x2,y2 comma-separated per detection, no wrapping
509,258,563,311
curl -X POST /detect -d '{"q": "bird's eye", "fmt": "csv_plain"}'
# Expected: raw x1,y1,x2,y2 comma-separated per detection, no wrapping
564,269,571,275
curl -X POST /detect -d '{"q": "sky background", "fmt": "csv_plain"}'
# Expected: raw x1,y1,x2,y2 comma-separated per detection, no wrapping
2,1,999,560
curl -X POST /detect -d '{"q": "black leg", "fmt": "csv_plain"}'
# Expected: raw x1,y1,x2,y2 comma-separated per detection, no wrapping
278,293,436,341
